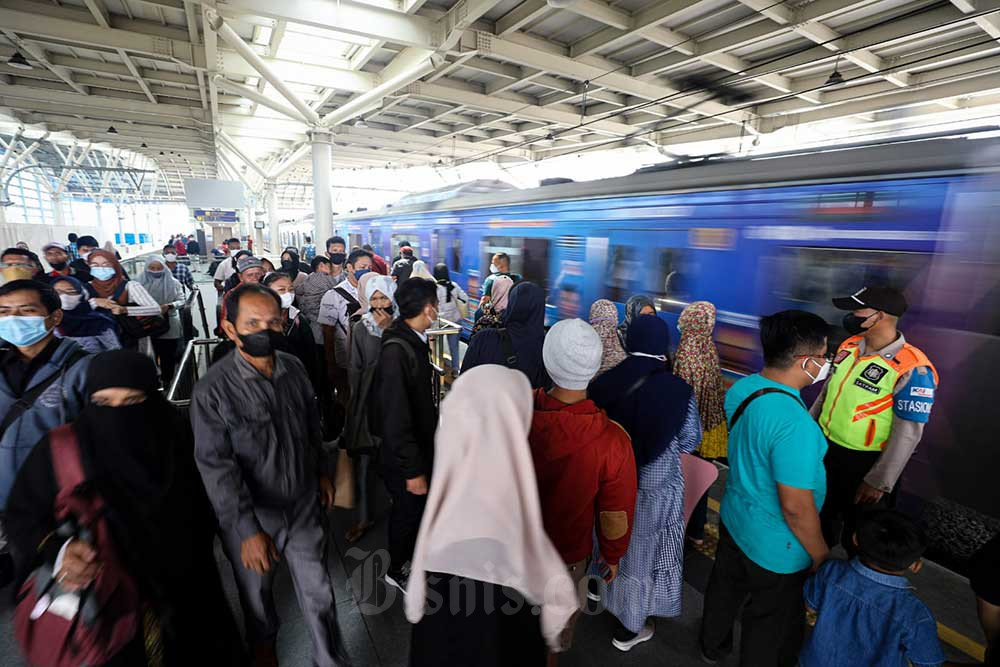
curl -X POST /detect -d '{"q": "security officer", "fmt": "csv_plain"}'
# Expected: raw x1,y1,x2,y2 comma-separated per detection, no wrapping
810,286,937,554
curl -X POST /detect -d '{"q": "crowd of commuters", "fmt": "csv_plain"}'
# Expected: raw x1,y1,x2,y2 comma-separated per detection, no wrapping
1,230,996,667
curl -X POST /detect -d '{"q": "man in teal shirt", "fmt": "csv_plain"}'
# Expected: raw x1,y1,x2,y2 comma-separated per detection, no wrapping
700,309,831,666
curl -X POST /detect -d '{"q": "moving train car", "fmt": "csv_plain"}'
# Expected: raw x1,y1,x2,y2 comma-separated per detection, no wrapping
336,136,1000,558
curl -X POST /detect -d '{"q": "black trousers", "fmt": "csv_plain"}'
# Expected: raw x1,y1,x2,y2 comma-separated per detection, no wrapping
700,522,807,667
152,337,180,387
819,442,896,555
383,466,427,574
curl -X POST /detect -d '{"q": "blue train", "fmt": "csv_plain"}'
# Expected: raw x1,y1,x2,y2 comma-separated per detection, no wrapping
334,136,1000,539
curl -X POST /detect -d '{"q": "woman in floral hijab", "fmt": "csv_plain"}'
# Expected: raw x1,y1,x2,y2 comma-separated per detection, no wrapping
673,301,727,459
673,301,728,544
589,299,626,376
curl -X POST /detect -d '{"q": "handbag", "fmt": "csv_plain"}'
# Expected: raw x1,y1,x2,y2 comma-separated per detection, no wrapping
14,426,141,667
333,449,355,509
108,283,170,341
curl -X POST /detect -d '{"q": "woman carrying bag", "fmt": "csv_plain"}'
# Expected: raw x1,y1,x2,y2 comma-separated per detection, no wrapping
85,250,167,355
433,263,468,376
343,274,397,543
137,259,186,387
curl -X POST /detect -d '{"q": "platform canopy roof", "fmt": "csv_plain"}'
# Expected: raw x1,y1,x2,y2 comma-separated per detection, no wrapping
3,0,1000,202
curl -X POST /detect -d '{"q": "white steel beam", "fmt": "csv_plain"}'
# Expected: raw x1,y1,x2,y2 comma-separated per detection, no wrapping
217,52,374,94
0,6,203,68
0,32,89,96
216,0,437,50
206,10,322,126
214,75,310,124
496,0,550,36
321,47,437,127
218,131,268,178
569,0,702,57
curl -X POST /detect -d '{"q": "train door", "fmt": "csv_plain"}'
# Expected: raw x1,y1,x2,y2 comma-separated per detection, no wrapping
432,228,462,279
603,229,689,325
547,235,587,324
480,234,551,299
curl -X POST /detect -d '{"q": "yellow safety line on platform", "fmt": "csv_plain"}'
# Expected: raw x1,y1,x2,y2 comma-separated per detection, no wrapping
701,499,986,659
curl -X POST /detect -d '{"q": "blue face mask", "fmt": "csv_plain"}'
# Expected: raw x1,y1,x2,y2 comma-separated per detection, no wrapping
0,315,52,347
90,266,116,281
353,269,370,281
146,270,165,279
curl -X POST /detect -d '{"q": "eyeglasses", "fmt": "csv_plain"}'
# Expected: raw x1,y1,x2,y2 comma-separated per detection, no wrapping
794,353,834,363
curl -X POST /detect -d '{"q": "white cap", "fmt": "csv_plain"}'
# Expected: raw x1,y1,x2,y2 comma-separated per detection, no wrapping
543,318,602,390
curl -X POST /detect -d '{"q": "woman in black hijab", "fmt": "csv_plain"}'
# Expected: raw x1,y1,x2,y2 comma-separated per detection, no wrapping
460,281,549,388
6,350,244,666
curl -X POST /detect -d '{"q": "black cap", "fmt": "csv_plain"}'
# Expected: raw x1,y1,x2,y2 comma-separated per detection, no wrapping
832,286,907,317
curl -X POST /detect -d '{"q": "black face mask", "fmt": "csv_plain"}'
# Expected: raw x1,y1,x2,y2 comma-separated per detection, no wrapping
374,304,395,317
50,260,67,271
329,252,346,264
238,329,286,357
843,312,877,336
280,259,297,272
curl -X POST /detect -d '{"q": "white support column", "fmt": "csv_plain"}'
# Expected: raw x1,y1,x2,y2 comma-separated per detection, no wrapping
265,180,278,256
309,128,333,243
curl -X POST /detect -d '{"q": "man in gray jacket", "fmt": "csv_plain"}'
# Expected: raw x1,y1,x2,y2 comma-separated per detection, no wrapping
0,279,90,586
191,283,347,666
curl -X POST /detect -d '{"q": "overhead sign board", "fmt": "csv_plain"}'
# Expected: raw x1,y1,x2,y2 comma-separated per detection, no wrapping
193,209,239,222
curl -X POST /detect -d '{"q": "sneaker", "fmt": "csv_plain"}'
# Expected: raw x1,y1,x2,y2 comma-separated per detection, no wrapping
586,577,601,602
698,645,720,664
385,569,409,596
611,620,654,651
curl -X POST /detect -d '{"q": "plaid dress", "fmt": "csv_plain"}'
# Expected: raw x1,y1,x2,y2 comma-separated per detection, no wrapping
599,395,701,632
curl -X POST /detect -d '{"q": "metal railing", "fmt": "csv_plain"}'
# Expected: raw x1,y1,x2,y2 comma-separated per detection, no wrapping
166,338,223,408
426,316,463,406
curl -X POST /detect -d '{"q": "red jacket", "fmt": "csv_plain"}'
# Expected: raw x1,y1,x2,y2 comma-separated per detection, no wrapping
528,389,637,566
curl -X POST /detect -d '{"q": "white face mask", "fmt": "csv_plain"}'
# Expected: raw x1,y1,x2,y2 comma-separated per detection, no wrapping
81,251,91,261
426,306,438,328
279,292,295,310
489,263,500,274
59,293,83,311
803,357,831,384
164,253,177,263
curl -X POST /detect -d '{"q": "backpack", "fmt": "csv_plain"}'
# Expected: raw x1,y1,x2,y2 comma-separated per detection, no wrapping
14,425,141,667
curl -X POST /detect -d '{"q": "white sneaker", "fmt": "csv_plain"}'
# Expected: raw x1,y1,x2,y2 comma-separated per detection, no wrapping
611,620,654,652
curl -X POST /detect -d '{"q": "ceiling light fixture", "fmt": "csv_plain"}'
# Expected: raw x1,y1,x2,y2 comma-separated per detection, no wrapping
826,56,844,86
106,125,119,134
7,51,32,71
141,142,148,148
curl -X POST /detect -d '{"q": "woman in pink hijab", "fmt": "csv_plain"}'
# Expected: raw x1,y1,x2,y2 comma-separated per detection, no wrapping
406,365,578,666
471,274,514,335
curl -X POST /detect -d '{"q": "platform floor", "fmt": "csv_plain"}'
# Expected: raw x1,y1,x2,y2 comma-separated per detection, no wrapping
1,469,988,666
0,264,989,665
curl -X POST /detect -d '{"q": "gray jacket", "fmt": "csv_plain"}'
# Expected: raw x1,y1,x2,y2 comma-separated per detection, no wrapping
0,338,91,510
344,320,383,455
190,349,328,540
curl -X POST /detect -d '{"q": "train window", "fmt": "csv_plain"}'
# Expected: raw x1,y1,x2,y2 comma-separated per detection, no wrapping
605,245,642,303
764,246,930,326
391,233,419,258
651,248,691,300
349,233,363,250
483,236,550,289
369,228,382,252
432,231,443,266
451,238,461,272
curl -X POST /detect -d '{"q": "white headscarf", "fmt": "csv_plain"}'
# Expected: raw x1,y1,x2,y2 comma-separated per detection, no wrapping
361,274,397,338
409,259,434,282
138,260,183,305
405,365,578,651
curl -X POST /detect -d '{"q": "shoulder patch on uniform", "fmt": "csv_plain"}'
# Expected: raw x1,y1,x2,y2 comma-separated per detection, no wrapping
861,363,888,384
834,350,850,364
911,386,933,398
